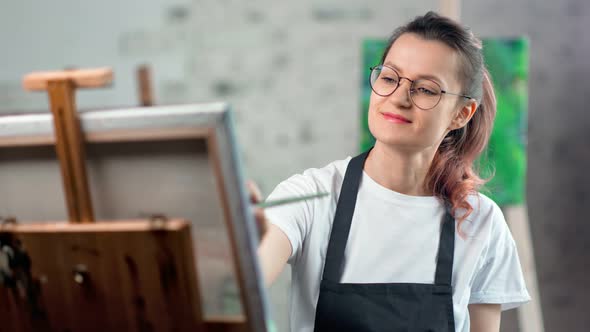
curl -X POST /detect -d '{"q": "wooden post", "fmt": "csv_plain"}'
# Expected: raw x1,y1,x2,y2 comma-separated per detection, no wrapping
504,206,546,332
137,64,154,106
22,68,113,223
46,80,81,222
440,0,461,21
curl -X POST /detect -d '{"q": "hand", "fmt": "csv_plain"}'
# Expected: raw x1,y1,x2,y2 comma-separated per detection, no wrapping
248,181,292,286
246,180,269,239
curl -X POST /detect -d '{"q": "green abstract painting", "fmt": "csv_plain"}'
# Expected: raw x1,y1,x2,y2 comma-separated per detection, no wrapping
361,37,529,205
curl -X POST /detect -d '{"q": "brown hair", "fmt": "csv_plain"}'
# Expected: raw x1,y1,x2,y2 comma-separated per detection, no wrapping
381,12,497,229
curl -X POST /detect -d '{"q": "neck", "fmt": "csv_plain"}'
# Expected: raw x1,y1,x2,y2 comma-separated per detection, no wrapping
364,141,438,196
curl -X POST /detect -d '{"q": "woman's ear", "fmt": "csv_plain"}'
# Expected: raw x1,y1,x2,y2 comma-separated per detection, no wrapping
449,99,477,130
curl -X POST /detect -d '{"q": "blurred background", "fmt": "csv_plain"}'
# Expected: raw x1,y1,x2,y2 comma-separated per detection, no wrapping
1,0,589,331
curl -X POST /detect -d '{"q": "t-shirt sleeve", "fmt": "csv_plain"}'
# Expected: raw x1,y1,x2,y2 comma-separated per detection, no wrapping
264,173,319,265
469,204,531,311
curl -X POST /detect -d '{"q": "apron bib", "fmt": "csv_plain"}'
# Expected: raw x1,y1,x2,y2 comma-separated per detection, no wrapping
313,150,456,332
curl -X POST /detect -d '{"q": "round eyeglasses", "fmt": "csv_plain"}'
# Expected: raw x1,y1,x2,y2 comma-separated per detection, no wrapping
369,65,472,110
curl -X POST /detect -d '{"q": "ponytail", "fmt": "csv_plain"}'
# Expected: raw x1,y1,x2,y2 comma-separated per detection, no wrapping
426,68,497,234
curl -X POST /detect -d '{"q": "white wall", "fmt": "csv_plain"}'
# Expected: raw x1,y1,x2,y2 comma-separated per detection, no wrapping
0,0,438,194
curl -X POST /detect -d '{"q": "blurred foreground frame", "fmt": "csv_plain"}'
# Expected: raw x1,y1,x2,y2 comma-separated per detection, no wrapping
0,103,271,332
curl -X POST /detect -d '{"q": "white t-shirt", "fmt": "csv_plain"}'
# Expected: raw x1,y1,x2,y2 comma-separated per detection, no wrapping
265,157,531,332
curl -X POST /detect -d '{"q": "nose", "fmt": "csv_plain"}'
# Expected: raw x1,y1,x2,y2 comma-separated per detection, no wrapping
389,78,412,108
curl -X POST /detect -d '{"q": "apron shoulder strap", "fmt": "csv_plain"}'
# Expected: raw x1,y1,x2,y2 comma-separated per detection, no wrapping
322,150,369,282
434,204,455,286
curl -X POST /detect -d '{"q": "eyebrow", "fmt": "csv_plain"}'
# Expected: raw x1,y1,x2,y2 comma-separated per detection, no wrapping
383,61,445,86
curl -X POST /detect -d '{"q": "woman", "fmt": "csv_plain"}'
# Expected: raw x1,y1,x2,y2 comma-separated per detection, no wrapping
251,11,530,332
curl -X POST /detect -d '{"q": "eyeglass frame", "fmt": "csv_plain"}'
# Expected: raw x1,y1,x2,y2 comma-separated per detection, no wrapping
369,65,473,110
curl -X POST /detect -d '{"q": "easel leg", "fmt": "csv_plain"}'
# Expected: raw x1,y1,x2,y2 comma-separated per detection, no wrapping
504,205,545,332
47,80,94,223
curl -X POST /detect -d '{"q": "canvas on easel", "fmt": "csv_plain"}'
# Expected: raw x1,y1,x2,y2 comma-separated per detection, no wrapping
0,70,272,332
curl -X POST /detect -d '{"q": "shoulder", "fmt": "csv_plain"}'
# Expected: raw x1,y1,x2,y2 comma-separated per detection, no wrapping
460,192,508,240
301,156,351,186
465,192,502,220
270,156,352,198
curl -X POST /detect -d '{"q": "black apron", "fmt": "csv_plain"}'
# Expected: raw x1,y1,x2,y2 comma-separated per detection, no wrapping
313,150,456,332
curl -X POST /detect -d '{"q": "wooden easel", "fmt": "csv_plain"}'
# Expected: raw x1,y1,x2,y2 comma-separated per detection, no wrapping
0,68,250,332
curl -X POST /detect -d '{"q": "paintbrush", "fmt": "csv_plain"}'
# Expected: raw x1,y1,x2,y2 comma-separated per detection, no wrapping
254,192,330,209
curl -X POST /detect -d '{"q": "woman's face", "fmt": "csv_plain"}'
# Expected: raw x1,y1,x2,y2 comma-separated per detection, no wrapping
368,33,472,152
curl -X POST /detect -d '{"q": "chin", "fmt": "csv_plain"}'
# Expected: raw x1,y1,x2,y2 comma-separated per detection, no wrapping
369,124,432,152
374,135,415,148
369,118,405,144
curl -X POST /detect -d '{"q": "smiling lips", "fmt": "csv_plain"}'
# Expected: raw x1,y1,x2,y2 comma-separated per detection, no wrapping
381,112,412,124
